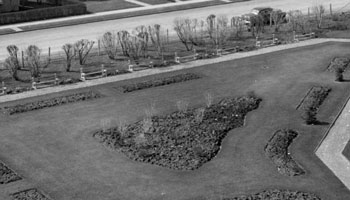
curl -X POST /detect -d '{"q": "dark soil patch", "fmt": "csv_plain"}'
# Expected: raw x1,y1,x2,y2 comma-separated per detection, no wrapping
265,129,305,176
1,90,101,115
93,95,261,170
327,57,350,72
121,73,201,93
0,162,21,184
223,189,321,200
11,188,51,200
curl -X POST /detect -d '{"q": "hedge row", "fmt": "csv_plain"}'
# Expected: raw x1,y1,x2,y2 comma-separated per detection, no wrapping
93,96,261,170
0,162,21,184
2,90,101,115
0,2,87,25
224,189,321,200
11,188,50,200
122,73,201,93
265,129,305,176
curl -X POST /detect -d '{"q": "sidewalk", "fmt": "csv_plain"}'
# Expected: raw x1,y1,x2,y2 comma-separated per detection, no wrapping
0,0,244,35
0,38,348,104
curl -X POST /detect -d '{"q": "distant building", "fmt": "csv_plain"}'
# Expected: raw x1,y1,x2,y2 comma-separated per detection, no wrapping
0,0,20,13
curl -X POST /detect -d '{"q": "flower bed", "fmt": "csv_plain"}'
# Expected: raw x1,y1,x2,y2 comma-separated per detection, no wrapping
327,57,350,72
11,188,51,200
265,129,305,176
0,162,21,184
121,73,201,93
225,189,321,200
2,90,101,115
93,95,261,170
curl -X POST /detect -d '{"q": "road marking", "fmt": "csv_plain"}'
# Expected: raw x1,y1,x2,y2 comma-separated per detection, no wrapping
124,0,151,7
11,27,23,32
221,0,231,2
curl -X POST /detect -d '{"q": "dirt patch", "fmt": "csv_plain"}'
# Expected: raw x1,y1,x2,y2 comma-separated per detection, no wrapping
93,95,261,170
0,162,21,184
224,189,321,200
10,188,51,200
265,129,305,176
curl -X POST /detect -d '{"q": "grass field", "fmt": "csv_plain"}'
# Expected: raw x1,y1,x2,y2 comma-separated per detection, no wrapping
1,42,350,200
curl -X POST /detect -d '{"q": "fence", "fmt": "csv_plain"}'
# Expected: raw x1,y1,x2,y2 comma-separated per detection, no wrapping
32,73,59,90
128,60,154,72
0,81,6,95
256,34,279,48
80,65,107,81
175,50,198,64
293,31,315,42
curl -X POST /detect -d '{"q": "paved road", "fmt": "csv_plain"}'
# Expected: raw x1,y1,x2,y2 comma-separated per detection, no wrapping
0,0,348,62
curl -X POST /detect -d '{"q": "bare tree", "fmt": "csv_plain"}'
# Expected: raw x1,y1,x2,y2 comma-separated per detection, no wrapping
134,25,149,58
250,14,265,37
287,10,309,33
231,16,245,38
149,24,167,57
74,39,95,65
3,57,20,81
206,14,216,42
173,18,194,51
62,43,76,72
6,45,20,69
25,45,49,78
125,35,143,61
216,15,231,47
117,30,130,56
270,9,285,32
312,3,325,29
101,31,118,60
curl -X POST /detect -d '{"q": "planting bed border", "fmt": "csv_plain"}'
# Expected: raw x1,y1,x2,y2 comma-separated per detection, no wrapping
93,95,261,170
1,90,101,115
326,57,350,72
0,161,21,184
10,188,51,200
264,129,305,176
224,189,321,200
121,73,201,93
296,86,331,111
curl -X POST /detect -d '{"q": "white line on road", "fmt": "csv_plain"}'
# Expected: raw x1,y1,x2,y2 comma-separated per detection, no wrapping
124,0,152,7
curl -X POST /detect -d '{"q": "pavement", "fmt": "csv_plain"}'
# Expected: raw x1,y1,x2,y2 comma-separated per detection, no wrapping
0,0,349,62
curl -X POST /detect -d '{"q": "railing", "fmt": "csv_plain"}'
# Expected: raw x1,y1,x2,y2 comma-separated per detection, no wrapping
0,81,6,95
293,31,315,42
174,50,199,64
128,60,154,72
32,73,59,90
80,65,107,81
256,34,279,48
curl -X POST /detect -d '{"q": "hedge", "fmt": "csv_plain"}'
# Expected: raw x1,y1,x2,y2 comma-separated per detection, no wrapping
225,189,321,200
0,2,87,25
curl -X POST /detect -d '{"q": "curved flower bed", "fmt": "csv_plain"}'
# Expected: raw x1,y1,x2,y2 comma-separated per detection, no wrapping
327,57,350,72
1,90,101,115
11,188,51,200
122,73,201,93
265,129,305,176
226,189,321,200
0,162,21,184
94,96,261,170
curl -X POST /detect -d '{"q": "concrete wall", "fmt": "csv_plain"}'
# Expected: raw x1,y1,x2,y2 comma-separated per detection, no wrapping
0,0,20,13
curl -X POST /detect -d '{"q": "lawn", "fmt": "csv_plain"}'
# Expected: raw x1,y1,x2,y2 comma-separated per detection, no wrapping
83,0,140,13
0,42,350,200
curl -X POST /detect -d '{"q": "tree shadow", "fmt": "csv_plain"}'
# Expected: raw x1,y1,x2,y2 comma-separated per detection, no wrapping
313,121,330,126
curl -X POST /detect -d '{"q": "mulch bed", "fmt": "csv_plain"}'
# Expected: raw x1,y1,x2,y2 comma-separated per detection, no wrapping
223,189,321,200
1,90,101,115
121,73,201,93
0,162,21,184
327,57,350,72
265,129,305,176
11,188,51,200
93,95,261,170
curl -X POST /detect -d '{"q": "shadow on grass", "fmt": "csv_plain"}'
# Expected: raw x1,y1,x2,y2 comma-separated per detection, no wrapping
312,121,330,125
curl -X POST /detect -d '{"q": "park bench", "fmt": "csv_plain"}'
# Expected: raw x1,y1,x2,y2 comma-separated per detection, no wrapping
216,46,239,56
127,60,154,72
174,50,199,64
32,73,59,90
293,31,315,42
256,34,279,48
80,65,107,81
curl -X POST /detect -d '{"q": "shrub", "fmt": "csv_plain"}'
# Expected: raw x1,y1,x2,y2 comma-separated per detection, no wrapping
335,66,344,82
74,39,95,65
265,129,305,176
25,45,50,78
62,43,76,72
11,188,51,200
121,73,201,93
0,162,21,184
2,90,101,115
225,189,321,200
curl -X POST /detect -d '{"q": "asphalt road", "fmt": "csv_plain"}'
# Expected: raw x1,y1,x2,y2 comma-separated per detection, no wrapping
0,0,348,62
